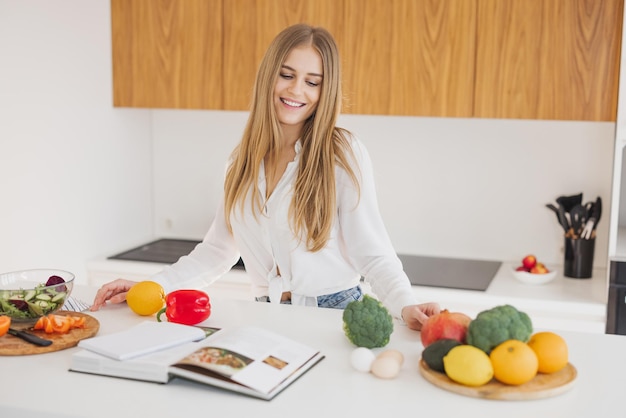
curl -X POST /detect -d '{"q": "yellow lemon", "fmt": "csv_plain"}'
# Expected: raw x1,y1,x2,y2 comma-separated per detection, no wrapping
443,345,494,386
126,281,165,316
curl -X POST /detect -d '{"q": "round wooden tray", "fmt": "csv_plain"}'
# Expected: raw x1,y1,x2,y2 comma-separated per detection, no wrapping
0,311,99,356
419,359,577,400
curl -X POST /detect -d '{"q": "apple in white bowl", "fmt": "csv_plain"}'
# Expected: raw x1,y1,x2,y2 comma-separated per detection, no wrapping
513,255,557,285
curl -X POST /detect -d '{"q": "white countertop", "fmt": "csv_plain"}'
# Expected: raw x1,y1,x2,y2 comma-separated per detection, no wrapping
408,262,608,334
87,258,609,333
1,286,624,418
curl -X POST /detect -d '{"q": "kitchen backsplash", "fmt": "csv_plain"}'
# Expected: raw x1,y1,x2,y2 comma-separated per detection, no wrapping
151,110,614,268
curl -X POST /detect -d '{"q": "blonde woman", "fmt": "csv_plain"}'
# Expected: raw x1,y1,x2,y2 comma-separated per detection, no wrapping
91,24,440,331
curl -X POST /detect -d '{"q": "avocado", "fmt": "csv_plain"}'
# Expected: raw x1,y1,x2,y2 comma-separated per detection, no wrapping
422,339,462,373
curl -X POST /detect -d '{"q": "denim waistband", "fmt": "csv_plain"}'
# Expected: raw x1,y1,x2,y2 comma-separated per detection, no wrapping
255,285,363,309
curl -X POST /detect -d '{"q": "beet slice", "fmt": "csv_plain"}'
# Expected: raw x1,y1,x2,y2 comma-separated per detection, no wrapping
45,275,67,292
45,275,65,286
8,299,28,311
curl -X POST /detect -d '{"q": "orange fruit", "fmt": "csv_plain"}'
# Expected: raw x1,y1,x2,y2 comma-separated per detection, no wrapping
0,315,10,337
489,339,538,385
126,281,165,316
527,331,569,374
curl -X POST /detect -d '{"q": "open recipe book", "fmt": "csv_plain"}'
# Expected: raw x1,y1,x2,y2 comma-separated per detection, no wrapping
70,321,324,400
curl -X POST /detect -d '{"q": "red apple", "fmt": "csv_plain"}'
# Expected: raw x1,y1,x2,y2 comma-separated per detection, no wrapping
522,255,537,270
420,310,472,347
530,262,549,274
516,265,529,272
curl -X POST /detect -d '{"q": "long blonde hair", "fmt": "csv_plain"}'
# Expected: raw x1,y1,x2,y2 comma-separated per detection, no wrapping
224,24,359,252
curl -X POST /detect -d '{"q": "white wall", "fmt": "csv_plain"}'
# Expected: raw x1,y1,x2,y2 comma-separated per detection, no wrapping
0,1,153,284
151,112,614,268
0,0,616,287
151,110,247,239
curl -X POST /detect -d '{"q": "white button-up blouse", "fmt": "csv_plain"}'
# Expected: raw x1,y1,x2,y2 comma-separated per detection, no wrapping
150,137,417,319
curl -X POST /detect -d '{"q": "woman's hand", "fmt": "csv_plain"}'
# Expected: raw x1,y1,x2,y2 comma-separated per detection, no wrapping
89,278,138,311
401,302,441,331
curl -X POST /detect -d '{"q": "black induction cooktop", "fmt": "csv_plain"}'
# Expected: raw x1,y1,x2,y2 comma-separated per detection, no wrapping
109,238,245,269
398,254,501,291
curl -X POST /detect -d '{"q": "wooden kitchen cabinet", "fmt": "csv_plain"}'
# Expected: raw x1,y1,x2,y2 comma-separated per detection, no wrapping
113,0,475,117
111,0,223,109
474,0,623,121
111,0,623,121
222,0,476,116
340,0,476,116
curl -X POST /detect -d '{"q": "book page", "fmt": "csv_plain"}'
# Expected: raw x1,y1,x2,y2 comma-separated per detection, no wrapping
172,326,320,394
77,321,207,360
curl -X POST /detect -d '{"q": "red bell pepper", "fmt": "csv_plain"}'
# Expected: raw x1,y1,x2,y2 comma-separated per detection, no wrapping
157,289,211,325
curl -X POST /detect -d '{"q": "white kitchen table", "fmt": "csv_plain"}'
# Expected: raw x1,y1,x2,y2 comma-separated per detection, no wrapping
1,285,624,418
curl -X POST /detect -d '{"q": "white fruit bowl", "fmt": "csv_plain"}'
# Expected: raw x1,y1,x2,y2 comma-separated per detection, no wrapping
512,268,557,285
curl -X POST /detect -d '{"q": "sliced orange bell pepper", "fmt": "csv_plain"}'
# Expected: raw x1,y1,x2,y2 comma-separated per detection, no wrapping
44,316,55,333
0,315,10,337
32,314,87,334
70,316,86,328
34,316,46,330
51,315,71,334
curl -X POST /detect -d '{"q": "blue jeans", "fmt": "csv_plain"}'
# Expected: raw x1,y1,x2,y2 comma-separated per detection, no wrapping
255,286,363,309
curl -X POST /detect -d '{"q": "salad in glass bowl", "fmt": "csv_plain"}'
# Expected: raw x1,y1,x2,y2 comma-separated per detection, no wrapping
0,269,74,322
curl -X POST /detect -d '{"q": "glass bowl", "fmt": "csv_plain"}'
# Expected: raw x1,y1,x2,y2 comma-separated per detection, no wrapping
0,269,75,323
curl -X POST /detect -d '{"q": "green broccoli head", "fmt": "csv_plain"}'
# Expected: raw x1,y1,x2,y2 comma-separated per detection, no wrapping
466,305,533,354
342,295,393,348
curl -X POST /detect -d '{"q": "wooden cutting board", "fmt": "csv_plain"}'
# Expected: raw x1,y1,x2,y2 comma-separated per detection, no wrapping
419,359,577,400
0,311,99,356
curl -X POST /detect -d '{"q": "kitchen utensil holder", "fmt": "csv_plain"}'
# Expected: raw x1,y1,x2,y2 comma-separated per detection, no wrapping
564,237,595,279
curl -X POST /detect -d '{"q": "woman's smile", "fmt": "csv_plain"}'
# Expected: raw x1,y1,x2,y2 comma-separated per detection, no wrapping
280,98,305,108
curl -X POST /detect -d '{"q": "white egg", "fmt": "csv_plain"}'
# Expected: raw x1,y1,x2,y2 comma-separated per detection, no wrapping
370,356,401,379
376,349,404,366
350,347,376,372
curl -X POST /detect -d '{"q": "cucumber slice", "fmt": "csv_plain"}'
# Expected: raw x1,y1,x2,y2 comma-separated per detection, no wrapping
24,290,37,301
27,302,44,316
51,292,66,303
35,293,52,301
